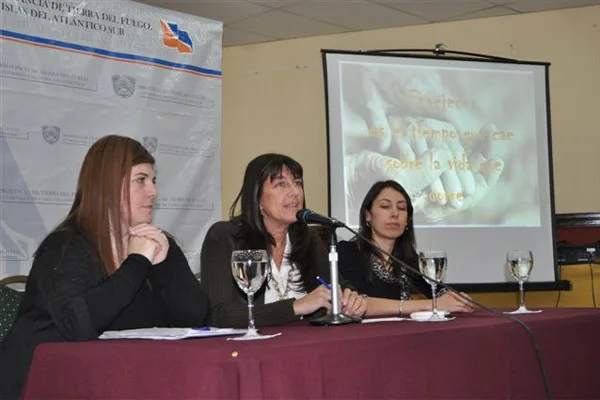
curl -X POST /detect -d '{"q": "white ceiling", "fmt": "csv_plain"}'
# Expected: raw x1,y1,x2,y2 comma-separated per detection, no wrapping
135,0,600,47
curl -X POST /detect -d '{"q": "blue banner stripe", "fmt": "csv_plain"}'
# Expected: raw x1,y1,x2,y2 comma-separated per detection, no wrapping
0,29,222,77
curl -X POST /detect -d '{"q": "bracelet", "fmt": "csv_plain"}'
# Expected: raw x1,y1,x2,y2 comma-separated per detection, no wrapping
399,299,405,316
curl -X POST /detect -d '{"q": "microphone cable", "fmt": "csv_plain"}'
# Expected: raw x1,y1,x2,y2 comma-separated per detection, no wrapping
587,247,597,308
554,271,563,308
338,222,553,400
589,262,597,308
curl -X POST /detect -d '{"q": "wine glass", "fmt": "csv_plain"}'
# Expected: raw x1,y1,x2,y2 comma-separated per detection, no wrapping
230,249,274,340
418,250,448,321
504,250,542,314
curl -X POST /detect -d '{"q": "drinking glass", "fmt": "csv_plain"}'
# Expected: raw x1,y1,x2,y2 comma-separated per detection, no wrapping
230,249,274,340
504,250,542,314
418,250,448,321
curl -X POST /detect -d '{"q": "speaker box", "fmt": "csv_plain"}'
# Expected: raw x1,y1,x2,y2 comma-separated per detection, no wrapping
557,241,598,265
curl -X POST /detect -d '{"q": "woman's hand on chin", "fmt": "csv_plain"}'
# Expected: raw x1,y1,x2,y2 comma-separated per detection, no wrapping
127,234,158,263
129,224,169,264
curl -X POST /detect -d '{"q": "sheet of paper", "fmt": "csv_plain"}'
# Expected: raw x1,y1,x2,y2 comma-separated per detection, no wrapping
361,317,410,324
99,327,247,340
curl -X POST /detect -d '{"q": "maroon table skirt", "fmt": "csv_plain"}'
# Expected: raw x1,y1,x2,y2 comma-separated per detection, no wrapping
22,308,600,399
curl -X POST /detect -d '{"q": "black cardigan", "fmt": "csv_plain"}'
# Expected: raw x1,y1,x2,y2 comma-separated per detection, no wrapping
200,220,348,328
0,230,210,400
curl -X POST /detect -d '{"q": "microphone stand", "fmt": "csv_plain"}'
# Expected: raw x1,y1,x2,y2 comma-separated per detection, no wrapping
310,228,360,326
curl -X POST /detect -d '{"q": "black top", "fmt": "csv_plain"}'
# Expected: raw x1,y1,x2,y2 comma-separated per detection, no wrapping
337,240,432,300
200,221,349,328
0,230,210,400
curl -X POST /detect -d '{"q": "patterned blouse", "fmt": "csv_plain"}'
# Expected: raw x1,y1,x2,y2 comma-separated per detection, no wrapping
370,253,412,300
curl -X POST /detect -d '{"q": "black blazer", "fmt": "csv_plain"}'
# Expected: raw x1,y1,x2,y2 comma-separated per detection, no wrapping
200,220,349,328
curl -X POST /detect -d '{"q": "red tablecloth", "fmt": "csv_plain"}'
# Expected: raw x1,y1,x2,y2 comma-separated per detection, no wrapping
22,308,600,399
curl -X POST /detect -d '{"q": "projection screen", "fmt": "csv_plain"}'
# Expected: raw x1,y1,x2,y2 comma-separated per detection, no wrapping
323,50,558,287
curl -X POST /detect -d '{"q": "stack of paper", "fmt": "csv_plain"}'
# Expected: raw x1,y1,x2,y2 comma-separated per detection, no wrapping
99,327,246,340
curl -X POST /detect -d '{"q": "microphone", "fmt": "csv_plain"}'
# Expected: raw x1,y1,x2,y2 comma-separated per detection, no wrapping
296,209,344,228
296,208,357,325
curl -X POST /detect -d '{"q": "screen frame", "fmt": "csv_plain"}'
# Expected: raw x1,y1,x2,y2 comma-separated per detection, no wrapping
321,49,561,292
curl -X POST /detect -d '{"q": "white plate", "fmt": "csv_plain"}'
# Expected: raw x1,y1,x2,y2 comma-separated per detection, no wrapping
410,311,455,322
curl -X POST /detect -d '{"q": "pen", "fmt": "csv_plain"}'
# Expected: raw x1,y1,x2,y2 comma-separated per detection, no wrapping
192,327,211,331
316,276,332,290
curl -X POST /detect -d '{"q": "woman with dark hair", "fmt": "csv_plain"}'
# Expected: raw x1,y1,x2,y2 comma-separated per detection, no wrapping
0,135,210,400
338,180,472,317
200,153,366,328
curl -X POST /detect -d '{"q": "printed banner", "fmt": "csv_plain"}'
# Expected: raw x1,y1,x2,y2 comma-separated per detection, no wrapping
0,0,223,276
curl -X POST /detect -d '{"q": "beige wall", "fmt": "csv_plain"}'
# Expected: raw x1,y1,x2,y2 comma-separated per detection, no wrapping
472,263,600,308
220,6,600,307
222,5,600,217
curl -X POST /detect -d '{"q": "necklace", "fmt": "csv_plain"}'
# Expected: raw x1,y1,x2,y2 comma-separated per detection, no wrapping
371,254,397,283
370,254,411,300
269,270,293,300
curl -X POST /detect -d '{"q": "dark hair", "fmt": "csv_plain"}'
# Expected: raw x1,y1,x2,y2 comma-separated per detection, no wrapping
354,180,418,281
52,135,155,274
229,153,318,291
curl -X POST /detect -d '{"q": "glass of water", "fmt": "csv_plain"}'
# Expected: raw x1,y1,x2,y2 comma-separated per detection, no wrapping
504,250,542,314
230,249,273,340
418,250,448,321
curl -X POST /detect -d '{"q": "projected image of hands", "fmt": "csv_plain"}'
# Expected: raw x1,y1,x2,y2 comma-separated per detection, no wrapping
341,63,541,227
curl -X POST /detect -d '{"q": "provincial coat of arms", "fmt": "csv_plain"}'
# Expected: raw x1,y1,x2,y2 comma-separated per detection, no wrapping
112,74,136,98
41,125,60,144
143,136,158,153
